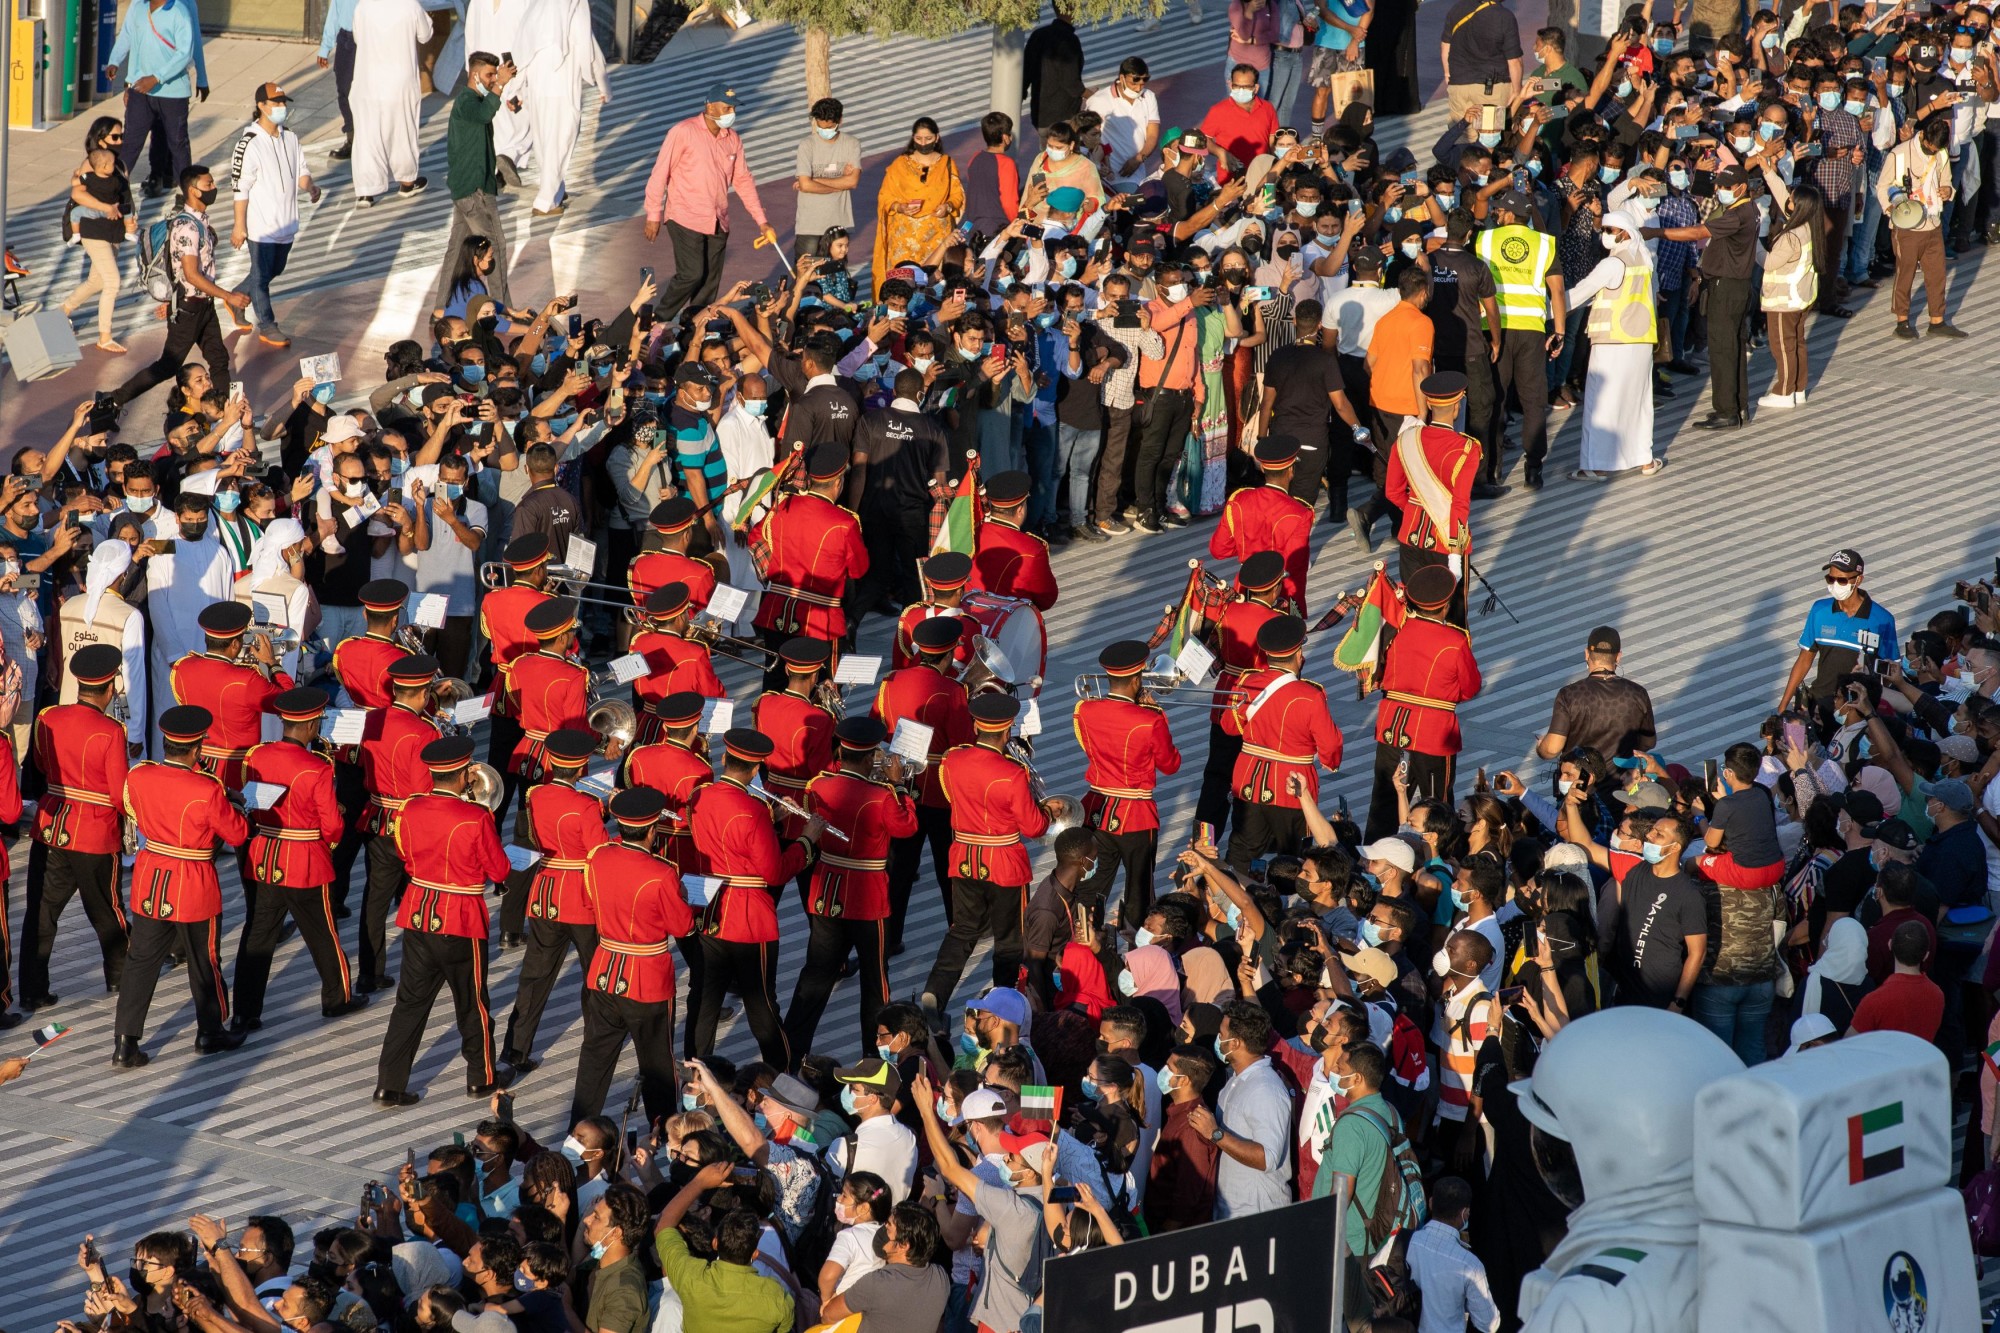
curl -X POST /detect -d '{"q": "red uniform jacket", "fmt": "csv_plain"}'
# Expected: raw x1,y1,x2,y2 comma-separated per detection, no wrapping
395,791,511,939
1385,424,1479,555
622,738,711,876
1223,668,1344,808
805,767,918,919
938,741,1048,887
690,777,810,943
482,585,553,673
1074,696,1182,834
1210,599,1281,726
521,779,610,924
170,652,293,789
584,839,695,1002
629,549,717,612
508,650,590,780
35,703,127,856
1210,484,1314,614
331,632,408,710
1374,614,1482,756
756,688,837,838
971,521,1059,611
871,664,974,808
0,734,20,882
752,492,869,641
631,629,725,720
360,702,442,835
125,759,250,921
891,604,976,671
244,739,344,887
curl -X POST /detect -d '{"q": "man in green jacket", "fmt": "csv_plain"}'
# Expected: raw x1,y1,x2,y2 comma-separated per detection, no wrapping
655,1161,796,1333
431,48,517,317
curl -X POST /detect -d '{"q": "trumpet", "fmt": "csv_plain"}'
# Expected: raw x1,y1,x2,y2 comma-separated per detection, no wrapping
393,624,428,654
1004,737,1084,842
870,747,926,796
811,678,844,717
751,782,849,843
685,615,778,668
466,761,507,812
244,623,299,655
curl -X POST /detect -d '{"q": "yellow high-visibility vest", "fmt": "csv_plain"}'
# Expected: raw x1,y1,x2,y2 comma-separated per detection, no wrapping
1585,260,1657,345
1475,224,1556,331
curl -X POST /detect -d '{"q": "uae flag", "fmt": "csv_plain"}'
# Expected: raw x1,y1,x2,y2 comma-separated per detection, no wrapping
29,1023,69,1053
1985,1040,2000,1082
1332,565,1406,688
1017,1084,1061,1130
1848,1101,1905,1183
929,455,981,555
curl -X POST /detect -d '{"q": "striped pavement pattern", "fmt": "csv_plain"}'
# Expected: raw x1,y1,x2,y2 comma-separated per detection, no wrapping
9,24,2000,1330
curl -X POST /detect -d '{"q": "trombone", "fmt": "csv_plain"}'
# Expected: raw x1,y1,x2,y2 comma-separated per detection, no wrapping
684,614,778,668
478,561,638,615
1074,653,1248,710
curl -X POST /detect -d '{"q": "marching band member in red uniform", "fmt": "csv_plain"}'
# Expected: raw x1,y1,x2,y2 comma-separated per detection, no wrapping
507,599,592,791
620,690,714,1056
19,644,128,1011
688,729,822,1068
170,600,292,792
1385,372,1479,625
501,730,609,1072
357,654,444,992
755,636,838,895
1194,551,1288,839
1074,639,1182,930
1210,438,1314,615
328,578,414,914
114,706,252,1066
873,616,975,955
483,534,557,815
569,785,696,1128
627,580,724,747
373,736,515,1106
1365,566,1482,840
921,693,1055,1010
233,687,364,1029
892,550,977,672
752,442,869,686
1222,615,1344,875
628,497,719,615
969,470,1058,611
784,716,918,1056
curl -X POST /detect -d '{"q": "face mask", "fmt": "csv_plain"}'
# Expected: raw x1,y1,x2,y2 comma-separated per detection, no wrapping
267,103,292,126
1953,46,1974,65
840,1085,860,1116
1731,136,1753,154
1133,925,1157,949
1450,886,1472,911
744,398,770,417
1471,172,1490,188
1598,165,1621,184
1315,228,1340,245
715,110,737,129
689,395,714,412
389,454,409,477
1359,919,1387,948
1652,38,1673,54
1294,199,1320,218
1478,131,1502,148
1641,842,1669,864
1230,87,1255,104
441,482,464,501
1384,205,1404,223
834,1201,856,1225
460,364,487,385
1845,99,1866,115
588,1241,607,1261
195,186,218,205
311,382,336,405
552,412,578,434
1117,968,1138,996
1890,83,1905,98
958,1031,981,1056
1761,31,1780,48
1047,147,1070,161
1615,79,1633,97
1276,243,1300,261
816,125,838,140
214,490,242,514
127,494,155,514
513,1273,535,1293
1213,1035,1234,1061
644,390,669,406
1759,122,1783,141
1057,256,1078,278
936,1095,956,1121
1525,159,1544,178
1165,282,1190,302
1400,240,1422,259
1827,581,1854,600
1557,778,1574,795
1669,168,1690,189
1818,90,1841,110
560,1134,588,1168
681,1090,701,1112
1716,187,1737,206
1436,190,1457,208
1600,231,1620,250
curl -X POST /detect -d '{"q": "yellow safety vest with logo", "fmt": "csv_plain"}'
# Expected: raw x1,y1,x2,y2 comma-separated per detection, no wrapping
1474,224,1556,331
1584,259,1657,346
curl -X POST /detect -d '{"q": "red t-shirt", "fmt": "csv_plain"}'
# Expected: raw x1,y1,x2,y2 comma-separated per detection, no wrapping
1849,971,1945,1040
1197,98,1279,182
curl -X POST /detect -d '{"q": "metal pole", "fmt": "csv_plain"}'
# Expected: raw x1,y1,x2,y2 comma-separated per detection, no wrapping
1329,1174,1352,1333
613,0,632,64
989,23,1023,121
1,0,12,293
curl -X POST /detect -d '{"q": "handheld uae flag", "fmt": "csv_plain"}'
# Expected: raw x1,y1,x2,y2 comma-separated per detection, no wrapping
730,465,787,533
1017,1084,1061,1130
1332,564,1406,689
28,1023,69,1055
1848,1101,1906,1183
1985,1040,2000,1083
928,455,981,556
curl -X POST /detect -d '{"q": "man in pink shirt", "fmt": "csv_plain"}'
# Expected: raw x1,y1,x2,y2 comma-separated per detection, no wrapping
1198,64,1280,184
642,82,777,321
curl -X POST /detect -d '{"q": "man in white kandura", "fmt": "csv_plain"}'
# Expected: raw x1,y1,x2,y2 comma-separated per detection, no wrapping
350,0,433,206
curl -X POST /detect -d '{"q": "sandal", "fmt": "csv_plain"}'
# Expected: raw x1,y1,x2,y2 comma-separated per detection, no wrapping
96,339,128,354
1569,469,1607,482
1637,458,1667,477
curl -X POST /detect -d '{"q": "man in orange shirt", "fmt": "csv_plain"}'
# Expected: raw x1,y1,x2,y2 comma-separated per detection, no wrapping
1354,265,1434,551
1131,261,1206,533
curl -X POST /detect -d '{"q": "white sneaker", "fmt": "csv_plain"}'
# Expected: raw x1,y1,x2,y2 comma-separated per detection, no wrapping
1793,390,1808,405
1188,0,1206,19
1755,392,1795,410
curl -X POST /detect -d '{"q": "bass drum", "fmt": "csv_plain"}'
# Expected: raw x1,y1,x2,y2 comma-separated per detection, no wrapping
961,590,1047,697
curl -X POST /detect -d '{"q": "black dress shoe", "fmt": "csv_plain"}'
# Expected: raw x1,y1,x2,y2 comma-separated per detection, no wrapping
329,138,353,160
467,1066,517,1098
1821,305,1856,319
500,1050,540,1074
196,1029,247,1054
332,902,352,919
360,973,394,994
1469,482,1510,500
373,1088,421,1108
324,994,372,1019
1523,466,1544,491
500,932,524,949
21,992,58,1011
111,1036,150,1068
1696,412,1744,430
228,1016,263,1034
0,1011,23,1029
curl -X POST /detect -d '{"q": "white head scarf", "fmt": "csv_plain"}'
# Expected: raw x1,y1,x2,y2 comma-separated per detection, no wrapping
248,518,305,587
1600,209,1647,264
81,539,133,623
1803,916,1869,1018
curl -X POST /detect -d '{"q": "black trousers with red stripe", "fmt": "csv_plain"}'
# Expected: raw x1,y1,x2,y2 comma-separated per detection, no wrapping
886,805,953,953
503,919,598,1063
116,914,228,1042
19,843,126,1003
570,989,679,1131
784,914,889,1060
692,937,790,1070
359,834,408,986
232,880,354,1023
375,930,496,1095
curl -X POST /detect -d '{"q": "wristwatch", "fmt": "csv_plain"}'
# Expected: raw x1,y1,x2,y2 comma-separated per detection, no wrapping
1209,1124,1225,1145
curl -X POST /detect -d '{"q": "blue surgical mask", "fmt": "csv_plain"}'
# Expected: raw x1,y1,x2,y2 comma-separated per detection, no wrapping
1133,926,1156,949
1890,83,1905,99
1400,240,1421,259
1213,1035,1232,1060
127,494,155,514
1525,158,1544,178
752,1110,771,1133
1477,131,1501,149
1818,90,1841,110
816,125,838,140
1952,46,1974,65
644,390,668,406
311,382,335,405
442,482,464,501
1652,38,1673,54
840,1085,859,1115
744,399,769,417
552,412,578,433
1731,136,1753,154
1844,99,1865,115
1641,842,1669,864
681,1090,700,1112
1295,199,1320,217
1384,206,1403,223
588,1241,606,1261
1057,257,1078,278
1117,968,1137,996
1450,886,1472,911
1615,79,1633,98
529,353,549,376
1598,165,1620,184
214,490,241,514
1759,121,1783,141
513,1273,534,1293
958,1031,980,1056
460,363,486,384
1716,187,1738,206
877,1044,897,1064
546,333,568,355
1155,1066,1179,1094
1080,1079,1103,1102
1035,311,1058,330
1221,899,1242,931
715,110,737,129
1435,190,1457,209
1359,919,1386,948
1761,31,1780,49
1669,168,1690,189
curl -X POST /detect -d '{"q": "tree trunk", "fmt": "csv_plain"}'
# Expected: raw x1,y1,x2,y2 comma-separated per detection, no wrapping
804,24,832,102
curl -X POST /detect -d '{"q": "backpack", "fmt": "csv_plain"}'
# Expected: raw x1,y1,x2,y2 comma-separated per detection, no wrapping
139,210,197,309
776,1129,857,1280
1340,1102,1428,1320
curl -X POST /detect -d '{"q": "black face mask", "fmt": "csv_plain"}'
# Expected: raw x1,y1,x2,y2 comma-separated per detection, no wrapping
667,1159,703,1191
195,186,218,206
871,1228,892,1261
179,520,210,542
1276,244,1300,261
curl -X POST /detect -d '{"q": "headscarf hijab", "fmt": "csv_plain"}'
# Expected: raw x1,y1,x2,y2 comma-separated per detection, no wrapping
81,539,133,623
1803,916,1869,1018
248,518,305,587
1122,944,1183,1024
1180,945,1235,1006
